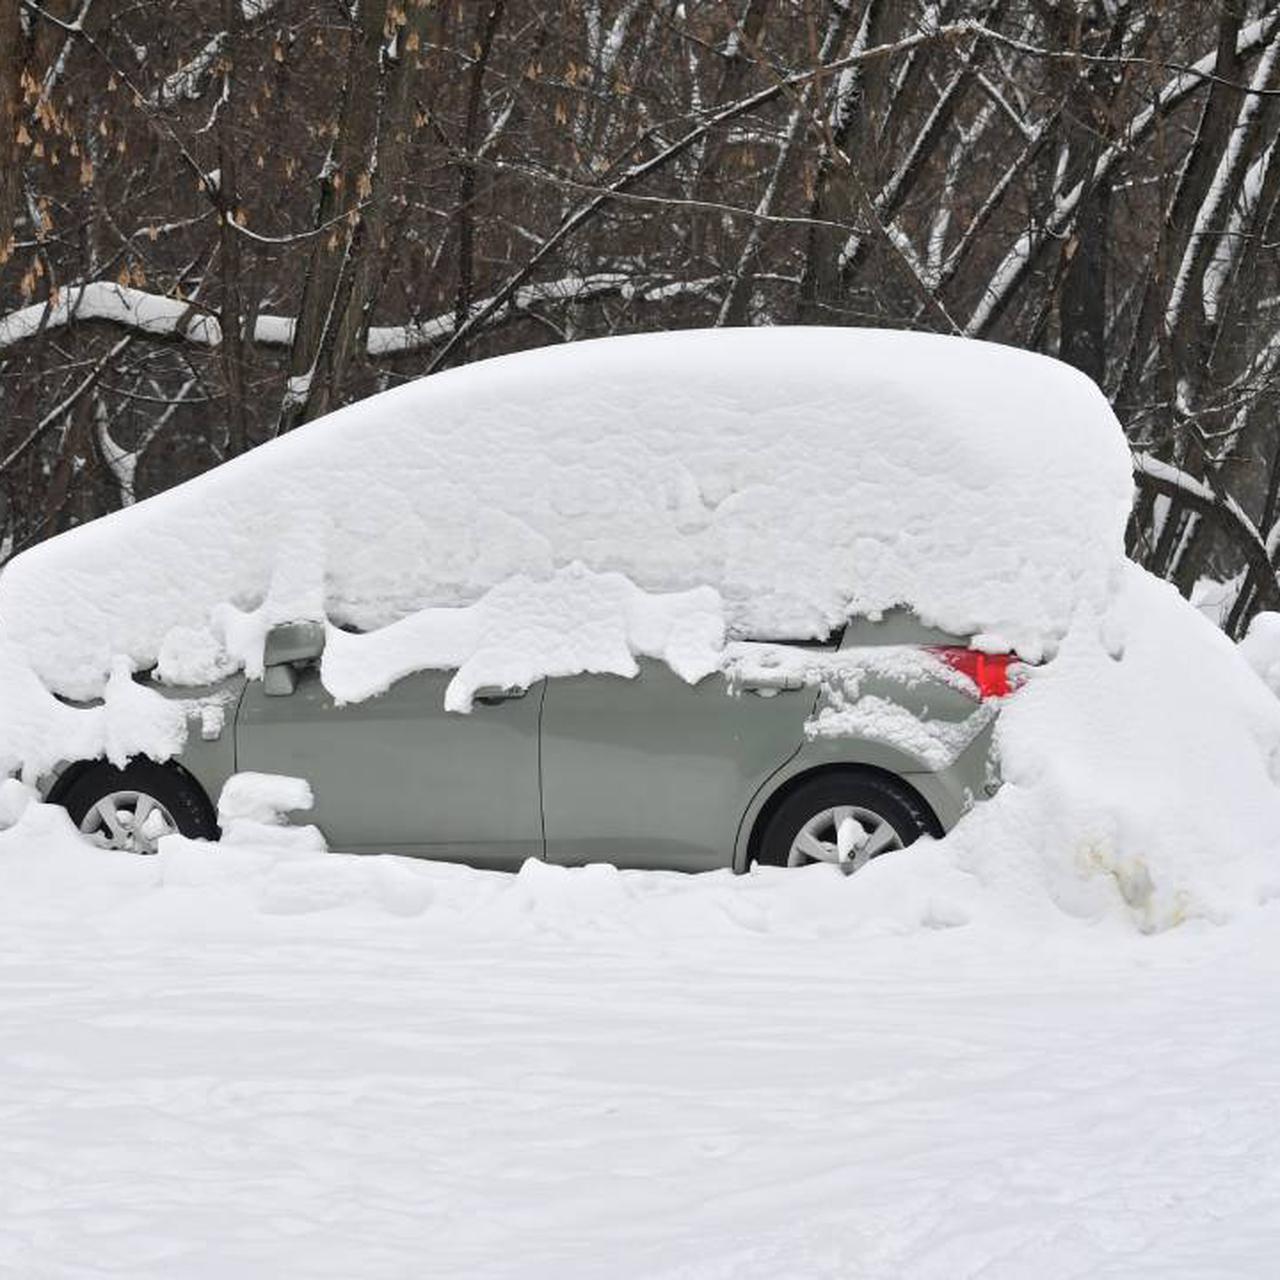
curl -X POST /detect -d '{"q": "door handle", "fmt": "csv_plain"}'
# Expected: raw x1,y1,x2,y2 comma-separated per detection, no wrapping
474,685,528,704
736,675,805,696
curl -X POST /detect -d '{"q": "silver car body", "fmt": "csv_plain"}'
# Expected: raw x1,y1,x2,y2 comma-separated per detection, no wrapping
43,609,999,870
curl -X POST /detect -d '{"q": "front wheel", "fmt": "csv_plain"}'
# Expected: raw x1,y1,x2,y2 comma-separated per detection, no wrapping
58,759,219,855
754,771,939,873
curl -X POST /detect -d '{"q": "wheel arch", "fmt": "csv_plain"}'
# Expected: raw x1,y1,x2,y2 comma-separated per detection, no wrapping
46,755,216,816
734,761,944,873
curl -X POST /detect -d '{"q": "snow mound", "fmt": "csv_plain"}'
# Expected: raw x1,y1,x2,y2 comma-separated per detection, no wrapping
217,771,327,851
0,800,979,941
0,777,35,828
934,566,1280,930
218,771,314,825
1239,610,1280,697
0,328,1132,701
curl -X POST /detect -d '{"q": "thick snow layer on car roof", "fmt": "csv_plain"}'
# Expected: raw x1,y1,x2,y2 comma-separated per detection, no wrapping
0,328,1132,703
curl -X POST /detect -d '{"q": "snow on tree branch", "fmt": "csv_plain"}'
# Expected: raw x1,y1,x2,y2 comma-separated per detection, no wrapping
0,275,720,359
0,283,221,349
256,274,723,357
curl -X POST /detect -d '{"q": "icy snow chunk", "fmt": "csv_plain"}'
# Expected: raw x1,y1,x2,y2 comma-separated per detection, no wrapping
217,772,326,852
154,624,238,686
219,772,314,826
0,328,1132,702
0,778,35,830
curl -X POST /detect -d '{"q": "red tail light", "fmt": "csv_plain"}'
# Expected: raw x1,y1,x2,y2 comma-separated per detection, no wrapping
928,647,1020,699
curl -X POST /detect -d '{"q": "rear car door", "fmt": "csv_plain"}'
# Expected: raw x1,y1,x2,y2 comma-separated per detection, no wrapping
235,669,544,868
539,658,815,871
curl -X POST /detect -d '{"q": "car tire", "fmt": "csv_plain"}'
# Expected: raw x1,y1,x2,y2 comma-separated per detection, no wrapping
58,758,219,855
755,770,940,871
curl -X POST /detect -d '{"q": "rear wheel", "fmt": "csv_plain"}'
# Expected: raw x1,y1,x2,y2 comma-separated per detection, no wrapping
58,759,218,855
755,771,939,873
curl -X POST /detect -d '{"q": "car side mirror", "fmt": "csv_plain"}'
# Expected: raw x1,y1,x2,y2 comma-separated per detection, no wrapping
262,621,326,696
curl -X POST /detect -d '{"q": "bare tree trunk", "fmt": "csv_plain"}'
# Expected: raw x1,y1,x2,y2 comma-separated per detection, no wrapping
455,0,507,344
0,0,23,264
275,0,434,433
694,0,770,191
796,0,887,321
1053,5,1135,383
717,3,854,326
1059,181,1110,383
218,0,249,457
277,0,390,433
1116,5,1245,410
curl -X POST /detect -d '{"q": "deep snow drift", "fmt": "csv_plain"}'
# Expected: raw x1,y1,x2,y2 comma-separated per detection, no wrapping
1240,608,1280,697
924,565,1280,930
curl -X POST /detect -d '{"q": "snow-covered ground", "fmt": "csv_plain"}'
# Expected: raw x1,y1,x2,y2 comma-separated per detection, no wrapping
2,806,1279,1280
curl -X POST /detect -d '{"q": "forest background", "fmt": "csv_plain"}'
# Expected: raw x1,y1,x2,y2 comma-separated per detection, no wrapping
3,0,1279,634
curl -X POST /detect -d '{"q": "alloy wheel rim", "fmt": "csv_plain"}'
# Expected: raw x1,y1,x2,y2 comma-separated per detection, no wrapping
787,804,903,872
78,790,178,855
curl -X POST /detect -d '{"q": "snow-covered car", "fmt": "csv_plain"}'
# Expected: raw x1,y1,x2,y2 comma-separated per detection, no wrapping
0,328,1134,872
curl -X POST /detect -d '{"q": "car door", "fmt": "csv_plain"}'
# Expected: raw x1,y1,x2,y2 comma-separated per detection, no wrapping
539,658,816,871
235,668,544,868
